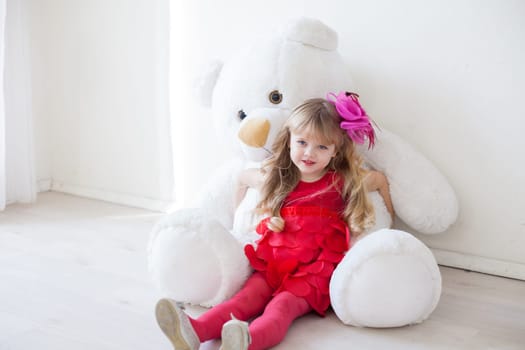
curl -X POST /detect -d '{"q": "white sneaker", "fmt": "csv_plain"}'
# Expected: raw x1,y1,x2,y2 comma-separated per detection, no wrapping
220,318,251,350
155,298,200,350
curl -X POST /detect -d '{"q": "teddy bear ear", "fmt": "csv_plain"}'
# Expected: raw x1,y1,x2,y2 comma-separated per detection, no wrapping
284,17,338,51
193,60,223,107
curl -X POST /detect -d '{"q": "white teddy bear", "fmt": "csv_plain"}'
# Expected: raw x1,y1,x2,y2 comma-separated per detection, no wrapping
148,17,458,328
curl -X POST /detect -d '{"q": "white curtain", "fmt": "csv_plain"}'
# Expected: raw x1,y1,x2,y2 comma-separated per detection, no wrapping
0,0,35,210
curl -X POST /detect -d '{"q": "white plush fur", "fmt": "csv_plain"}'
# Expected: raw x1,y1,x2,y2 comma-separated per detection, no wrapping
330,229,442,327
148,17,458,327
148,208,251,307
357,129,459,234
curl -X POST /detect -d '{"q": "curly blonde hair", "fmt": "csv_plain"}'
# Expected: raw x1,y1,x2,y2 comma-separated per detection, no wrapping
258,98,375,234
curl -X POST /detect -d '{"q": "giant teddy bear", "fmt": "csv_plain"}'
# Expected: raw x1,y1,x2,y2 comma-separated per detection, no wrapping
148,17,458,328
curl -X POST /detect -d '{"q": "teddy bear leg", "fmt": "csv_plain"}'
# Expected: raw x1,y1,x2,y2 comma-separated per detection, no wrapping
329,229,441,327
148,209,252,307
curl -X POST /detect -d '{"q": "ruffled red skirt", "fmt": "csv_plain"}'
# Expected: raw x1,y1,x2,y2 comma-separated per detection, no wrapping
244,206,350,316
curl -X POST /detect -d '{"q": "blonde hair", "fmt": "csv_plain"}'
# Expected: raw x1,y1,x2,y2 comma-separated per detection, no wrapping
258,98,375,235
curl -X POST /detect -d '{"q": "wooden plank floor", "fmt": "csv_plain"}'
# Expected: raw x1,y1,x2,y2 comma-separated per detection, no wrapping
1,192,524,349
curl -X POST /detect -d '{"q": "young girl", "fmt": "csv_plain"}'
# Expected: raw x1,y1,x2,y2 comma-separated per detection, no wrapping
155,92,393,350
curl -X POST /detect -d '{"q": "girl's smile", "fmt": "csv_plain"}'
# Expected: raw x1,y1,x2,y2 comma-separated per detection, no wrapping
302,159,315,166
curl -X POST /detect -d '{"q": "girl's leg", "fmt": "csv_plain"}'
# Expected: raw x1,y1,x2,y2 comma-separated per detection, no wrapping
247,291,311,350
190,272,273,342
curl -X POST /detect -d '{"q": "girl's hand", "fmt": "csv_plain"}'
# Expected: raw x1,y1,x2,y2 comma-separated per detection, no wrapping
267,216,285,232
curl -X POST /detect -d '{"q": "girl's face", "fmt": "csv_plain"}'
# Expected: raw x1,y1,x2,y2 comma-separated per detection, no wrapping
289,129,336,182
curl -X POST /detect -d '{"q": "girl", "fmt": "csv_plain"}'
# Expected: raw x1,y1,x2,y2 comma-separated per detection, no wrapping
155,92,393,350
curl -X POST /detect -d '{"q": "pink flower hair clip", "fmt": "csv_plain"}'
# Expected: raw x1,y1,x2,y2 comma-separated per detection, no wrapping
327,91,376,149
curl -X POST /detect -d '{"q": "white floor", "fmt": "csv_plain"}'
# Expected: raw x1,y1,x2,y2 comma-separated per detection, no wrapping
1,192,524,350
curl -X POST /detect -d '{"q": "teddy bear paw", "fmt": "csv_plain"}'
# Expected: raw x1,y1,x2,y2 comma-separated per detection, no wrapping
148,209,252,306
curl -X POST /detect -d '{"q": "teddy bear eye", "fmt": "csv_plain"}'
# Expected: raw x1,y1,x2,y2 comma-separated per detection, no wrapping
238,110,247,121
269,90,283,104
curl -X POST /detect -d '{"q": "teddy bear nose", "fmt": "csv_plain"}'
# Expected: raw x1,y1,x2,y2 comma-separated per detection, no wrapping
238,117,271,148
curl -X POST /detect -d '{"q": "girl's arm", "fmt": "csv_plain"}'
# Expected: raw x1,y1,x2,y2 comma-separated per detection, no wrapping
364,170,395,223
234,168,264,209
236,168,285,232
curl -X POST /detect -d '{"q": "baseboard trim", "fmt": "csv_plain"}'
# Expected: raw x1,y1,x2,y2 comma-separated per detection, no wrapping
432,248,525,281
50,181,175,212
38,178,52,192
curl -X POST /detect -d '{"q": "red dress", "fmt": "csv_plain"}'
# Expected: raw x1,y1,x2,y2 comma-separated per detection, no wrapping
244,171,351,316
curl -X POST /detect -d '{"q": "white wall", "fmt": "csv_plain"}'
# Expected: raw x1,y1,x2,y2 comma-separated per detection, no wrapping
30,0,174,210
176,0,525,279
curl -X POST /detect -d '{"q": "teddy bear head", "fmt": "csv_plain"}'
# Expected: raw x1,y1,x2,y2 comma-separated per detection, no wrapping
197,17,355,161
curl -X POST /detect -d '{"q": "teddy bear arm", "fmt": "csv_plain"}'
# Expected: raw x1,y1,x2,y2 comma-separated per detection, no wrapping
358,128,458,234
191,158,246,230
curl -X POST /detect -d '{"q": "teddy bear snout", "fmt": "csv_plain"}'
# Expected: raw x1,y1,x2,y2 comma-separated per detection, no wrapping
238,117,271,148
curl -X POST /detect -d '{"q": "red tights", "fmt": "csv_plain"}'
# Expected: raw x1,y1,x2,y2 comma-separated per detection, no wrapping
189,272,311,350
